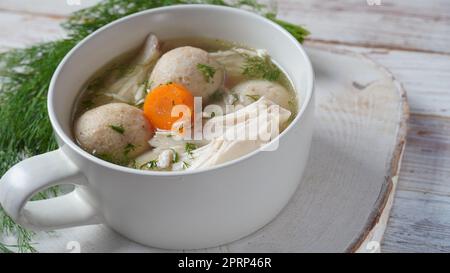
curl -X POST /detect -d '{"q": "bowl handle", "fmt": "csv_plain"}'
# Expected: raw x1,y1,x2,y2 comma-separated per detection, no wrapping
0,148,101,231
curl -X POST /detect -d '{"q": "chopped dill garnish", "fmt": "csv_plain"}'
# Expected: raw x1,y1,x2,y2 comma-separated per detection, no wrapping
171,148,180,163
140,159,158,170
185,143,198,158
135,101,144,108
242,55,281,82
129,159,138,169
81,99,95,109
123,143,136,156
288,99,296,108
96,153,115,163
231,93,240,105
209,89,224,102
197,63,216,83
0,0,308,253
246,94,261,102
182,161,191,169
109,124,125,134
142,79,152,93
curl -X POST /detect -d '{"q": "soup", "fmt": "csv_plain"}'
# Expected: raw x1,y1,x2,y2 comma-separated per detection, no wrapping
73,34,298,171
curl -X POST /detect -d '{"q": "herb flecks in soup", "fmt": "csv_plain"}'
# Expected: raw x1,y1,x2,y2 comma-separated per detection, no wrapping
73,34,299,171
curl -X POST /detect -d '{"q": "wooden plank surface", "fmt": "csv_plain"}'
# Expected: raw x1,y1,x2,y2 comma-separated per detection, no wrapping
0,0,449,252
278,0,450,54
0,10,65,52
306,41,450,118
382,114,450,252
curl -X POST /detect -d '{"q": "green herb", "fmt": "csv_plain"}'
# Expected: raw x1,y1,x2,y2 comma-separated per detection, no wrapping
129,159,138,169
209,89,224,102
182,161,191,169
246,94,261,102
123,143,136,156
235,0,265,11
265,13,310,44
197,63,216,83
96,153,115,163
0,0,308,253
185,143,198,158
109,124,125,134
171,148,180,163
135,101,144,108
81,99,95,109
140,159,158,170
231,93,240,105
242,55,281,82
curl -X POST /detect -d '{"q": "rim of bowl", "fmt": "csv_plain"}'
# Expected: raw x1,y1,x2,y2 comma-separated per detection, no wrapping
48,4,315,177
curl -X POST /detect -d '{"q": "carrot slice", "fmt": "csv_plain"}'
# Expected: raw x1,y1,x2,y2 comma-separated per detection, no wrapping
143,83,194,131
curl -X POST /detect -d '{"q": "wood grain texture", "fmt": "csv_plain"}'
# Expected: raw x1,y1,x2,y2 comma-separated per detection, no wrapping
306,41,450,118
396,114,450,195
0,0,99,16
277,0,450,54
0,10,65,52
382,114,450,252
383,189,450,253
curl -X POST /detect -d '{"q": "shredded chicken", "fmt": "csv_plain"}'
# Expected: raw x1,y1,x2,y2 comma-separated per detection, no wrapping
102,34,161,105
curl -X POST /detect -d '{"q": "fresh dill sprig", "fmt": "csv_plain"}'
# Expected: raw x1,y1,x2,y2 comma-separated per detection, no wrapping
265,13,310,44
0,0,309,252
242,55,281,81
0,242,13,253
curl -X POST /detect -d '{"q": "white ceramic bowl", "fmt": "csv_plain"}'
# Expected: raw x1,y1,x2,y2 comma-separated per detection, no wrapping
0,5,314,249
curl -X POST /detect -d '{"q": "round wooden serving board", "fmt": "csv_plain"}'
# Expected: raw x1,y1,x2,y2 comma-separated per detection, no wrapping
24,47,409,253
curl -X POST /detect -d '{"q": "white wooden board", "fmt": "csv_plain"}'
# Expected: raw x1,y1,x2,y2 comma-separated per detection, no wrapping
4,47,407,253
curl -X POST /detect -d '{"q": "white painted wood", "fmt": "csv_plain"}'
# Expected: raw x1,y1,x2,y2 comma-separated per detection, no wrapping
383,189,450,253
357,175,400,253
2,48,406,253
306,41,450,118
277,0,450,54
0,10,65,52
0,0,99,15
382,114,450,252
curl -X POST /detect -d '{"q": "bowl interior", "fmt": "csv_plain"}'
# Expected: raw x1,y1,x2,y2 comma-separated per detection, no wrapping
50,5,313,163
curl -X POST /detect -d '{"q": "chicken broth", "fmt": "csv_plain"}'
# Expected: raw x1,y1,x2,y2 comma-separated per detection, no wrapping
73,35,299,171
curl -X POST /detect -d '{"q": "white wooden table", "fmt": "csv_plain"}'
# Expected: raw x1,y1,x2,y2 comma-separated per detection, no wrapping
1,0,449,253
